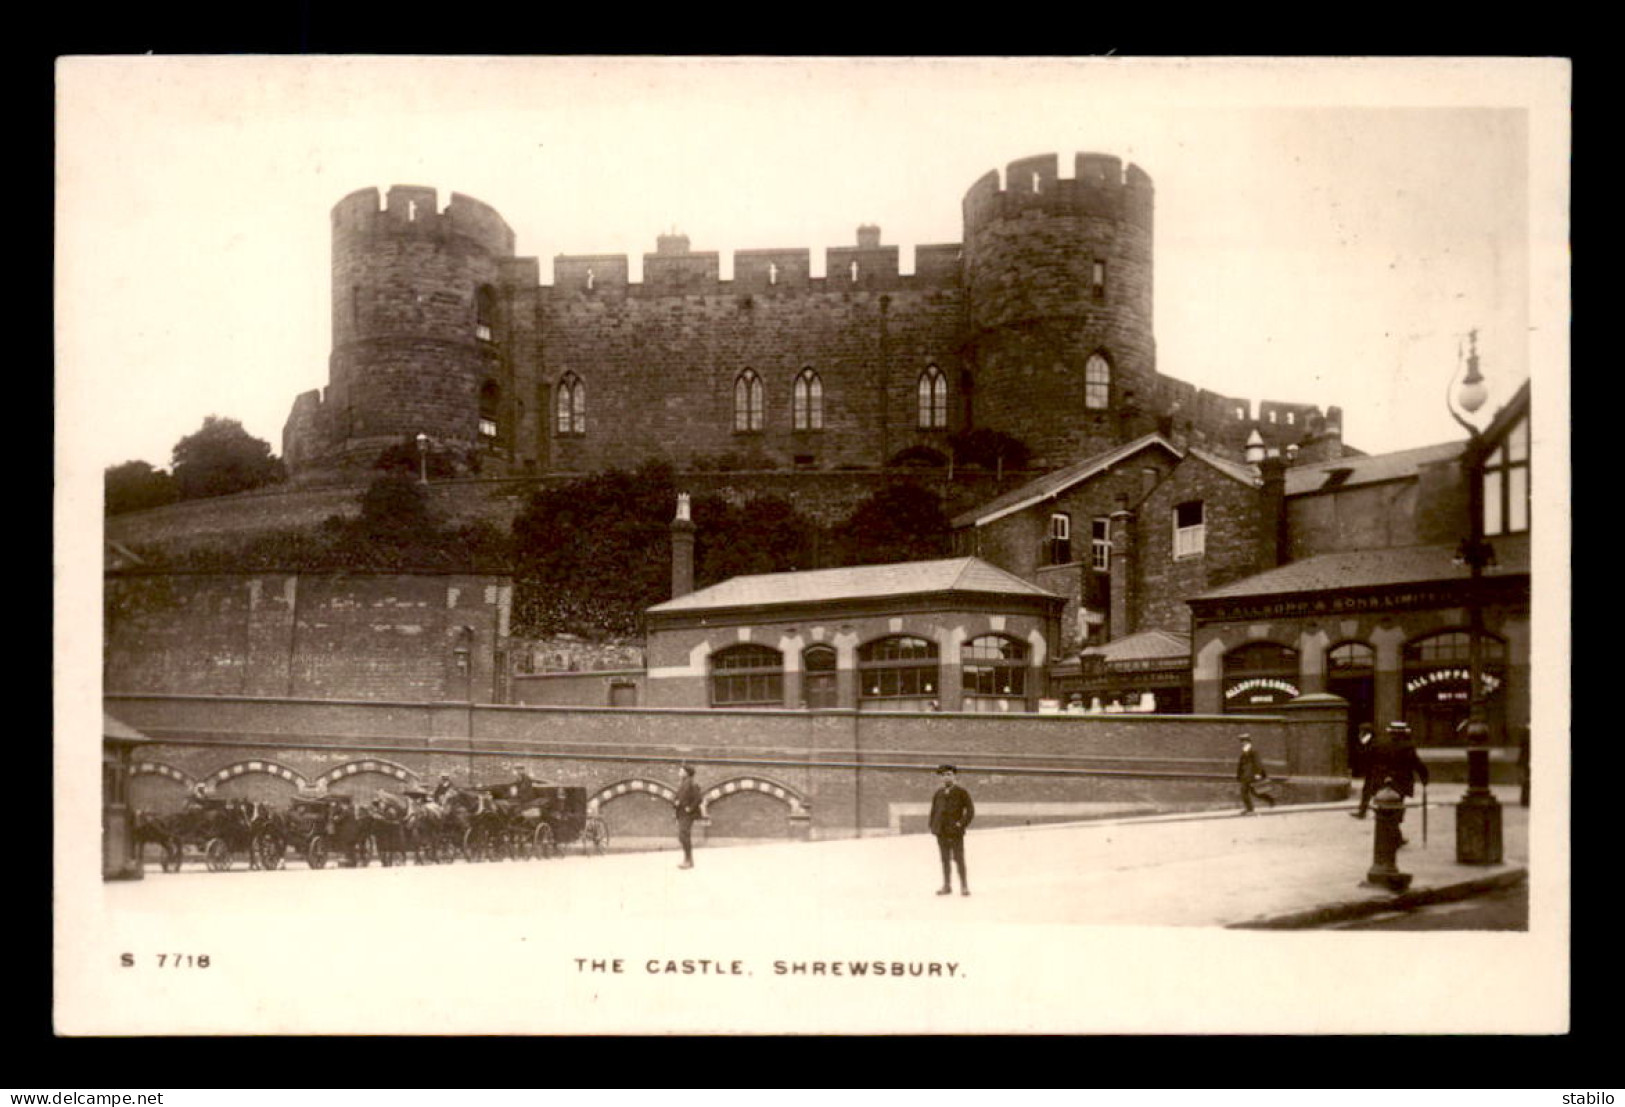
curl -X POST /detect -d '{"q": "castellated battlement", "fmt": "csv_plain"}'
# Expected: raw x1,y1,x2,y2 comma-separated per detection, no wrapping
332,186,516,259
963,152,1154,237
547,226,961,295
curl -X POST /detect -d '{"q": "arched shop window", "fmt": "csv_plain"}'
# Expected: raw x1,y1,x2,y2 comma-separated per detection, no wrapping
1402,630,1507,745
1327,641,1376,751
710,644,783,707
1222,641,1300,711
962,635,1027,711
858,635,939,710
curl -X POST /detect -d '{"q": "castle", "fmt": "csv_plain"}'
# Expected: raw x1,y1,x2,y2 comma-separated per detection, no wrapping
282,152,1346,478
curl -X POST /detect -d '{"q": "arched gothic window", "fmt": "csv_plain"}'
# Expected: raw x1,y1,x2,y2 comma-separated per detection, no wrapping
478,380,501,446
735,370,764,433
474,285,497,342
556,373,585,436
1085,353,1111,410
793,369,823,431
918,365,948,429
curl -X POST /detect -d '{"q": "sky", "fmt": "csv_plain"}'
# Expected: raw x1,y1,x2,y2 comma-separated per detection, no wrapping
56,57,1568,479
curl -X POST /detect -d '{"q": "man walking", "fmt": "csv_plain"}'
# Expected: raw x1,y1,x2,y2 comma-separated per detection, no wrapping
929,764,975,896
1370,720,1429,846
673,763,702,870
1237,733,1275,815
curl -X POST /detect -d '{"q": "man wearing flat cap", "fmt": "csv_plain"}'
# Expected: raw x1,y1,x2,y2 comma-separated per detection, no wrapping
673,763,702,870
1236,734,1275,815
928,765,975,896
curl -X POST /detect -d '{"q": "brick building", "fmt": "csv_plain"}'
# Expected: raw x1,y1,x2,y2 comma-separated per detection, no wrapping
955,380,1531,771
283,153,1344,480
643,555,1064,713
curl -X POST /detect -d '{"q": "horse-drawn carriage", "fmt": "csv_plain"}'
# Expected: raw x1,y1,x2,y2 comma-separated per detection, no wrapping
133,798,271,872
464,782,608,860
257,794,405,869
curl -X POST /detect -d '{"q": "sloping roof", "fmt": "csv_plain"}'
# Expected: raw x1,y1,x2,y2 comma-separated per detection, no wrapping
648,557,1061,615
951,433,1182,529
1080,629,1191,664
1190,535,1531,602
1186,446,1262,488
1285,440,1464,497
104,713,154,744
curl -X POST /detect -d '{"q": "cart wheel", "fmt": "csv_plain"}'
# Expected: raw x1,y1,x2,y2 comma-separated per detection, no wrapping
533,823,556,860
585,816,609,855
307,835,328,870
204,838,231,872
256,830,286,871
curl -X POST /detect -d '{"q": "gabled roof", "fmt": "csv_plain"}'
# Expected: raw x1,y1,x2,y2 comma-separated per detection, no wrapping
1285,441,1464,497
648,557,1061,615
1185,446,1262,488
1190,535,1530,602
951,433,1183,529
1079,629,1191,664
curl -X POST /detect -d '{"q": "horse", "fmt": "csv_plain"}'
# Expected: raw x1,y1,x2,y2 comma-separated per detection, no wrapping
131,810,184,872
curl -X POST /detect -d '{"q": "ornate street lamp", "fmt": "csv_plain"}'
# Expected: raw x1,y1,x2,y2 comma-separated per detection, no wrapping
416,432,430,485
1446,330,1503,864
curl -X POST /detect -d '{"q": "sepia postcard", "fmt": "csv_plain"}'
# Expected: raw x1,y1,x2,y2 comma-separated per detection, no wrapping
54,56,1571,1036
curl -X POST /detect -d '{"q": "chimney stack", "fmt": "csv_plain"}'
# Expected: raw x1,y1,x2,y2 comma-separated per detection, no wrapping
1108,507,1135,641
1259,456,1288,567
671,493,696,600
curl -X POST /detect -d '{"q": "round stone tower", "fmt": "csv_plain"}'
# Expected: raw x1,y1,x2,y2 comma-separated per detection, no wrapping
961,153,1156,466
318,185,515,467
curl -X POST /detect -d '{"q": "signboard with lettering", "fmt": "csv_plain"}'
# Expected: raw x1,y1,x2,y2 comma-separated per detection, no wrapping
1191,577,1526,626
1223,677,1300,705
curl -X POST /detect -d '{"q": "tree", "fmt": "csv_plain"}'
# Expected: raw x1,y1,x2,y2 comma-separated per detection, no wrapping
832,482,951,566
170,416,285,501
948,427,1031,473
510,462,681,637
104,460,178,515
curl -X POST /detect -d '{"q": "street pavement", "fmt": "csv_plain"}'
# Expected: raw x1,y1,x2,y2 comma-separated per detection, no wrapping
117,783,1529,930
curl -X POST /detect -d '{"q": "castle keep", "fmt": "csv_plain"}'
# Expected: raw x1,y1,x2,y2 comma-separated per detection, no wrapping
283,153,1344,477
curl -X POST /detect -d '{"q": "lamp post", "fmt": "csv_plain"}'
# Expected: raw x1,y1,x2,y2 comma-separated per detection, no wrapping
1446,330,1503,865
416,433,429,485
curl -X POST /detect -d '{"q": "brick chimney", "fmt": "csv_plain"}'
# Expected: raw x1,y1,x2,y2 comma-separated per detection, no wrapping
670,493,696,599
1108,506,1135,641
1259,456,1288,568
856,224,881,249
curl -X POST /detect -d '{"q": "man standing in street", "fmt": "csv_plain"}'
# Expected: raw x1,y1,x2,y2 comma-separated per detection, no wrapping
929,764,975,896
673,763,702,870
1370,720,1429,847
1237,733,1275,815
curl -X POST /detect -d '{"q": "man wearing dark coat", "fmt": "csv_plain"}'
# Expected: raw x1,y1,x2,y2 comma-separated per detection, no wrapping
673,764,702,870
1236,734,1275,815
929,765,975,896
1368,720,1429,846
